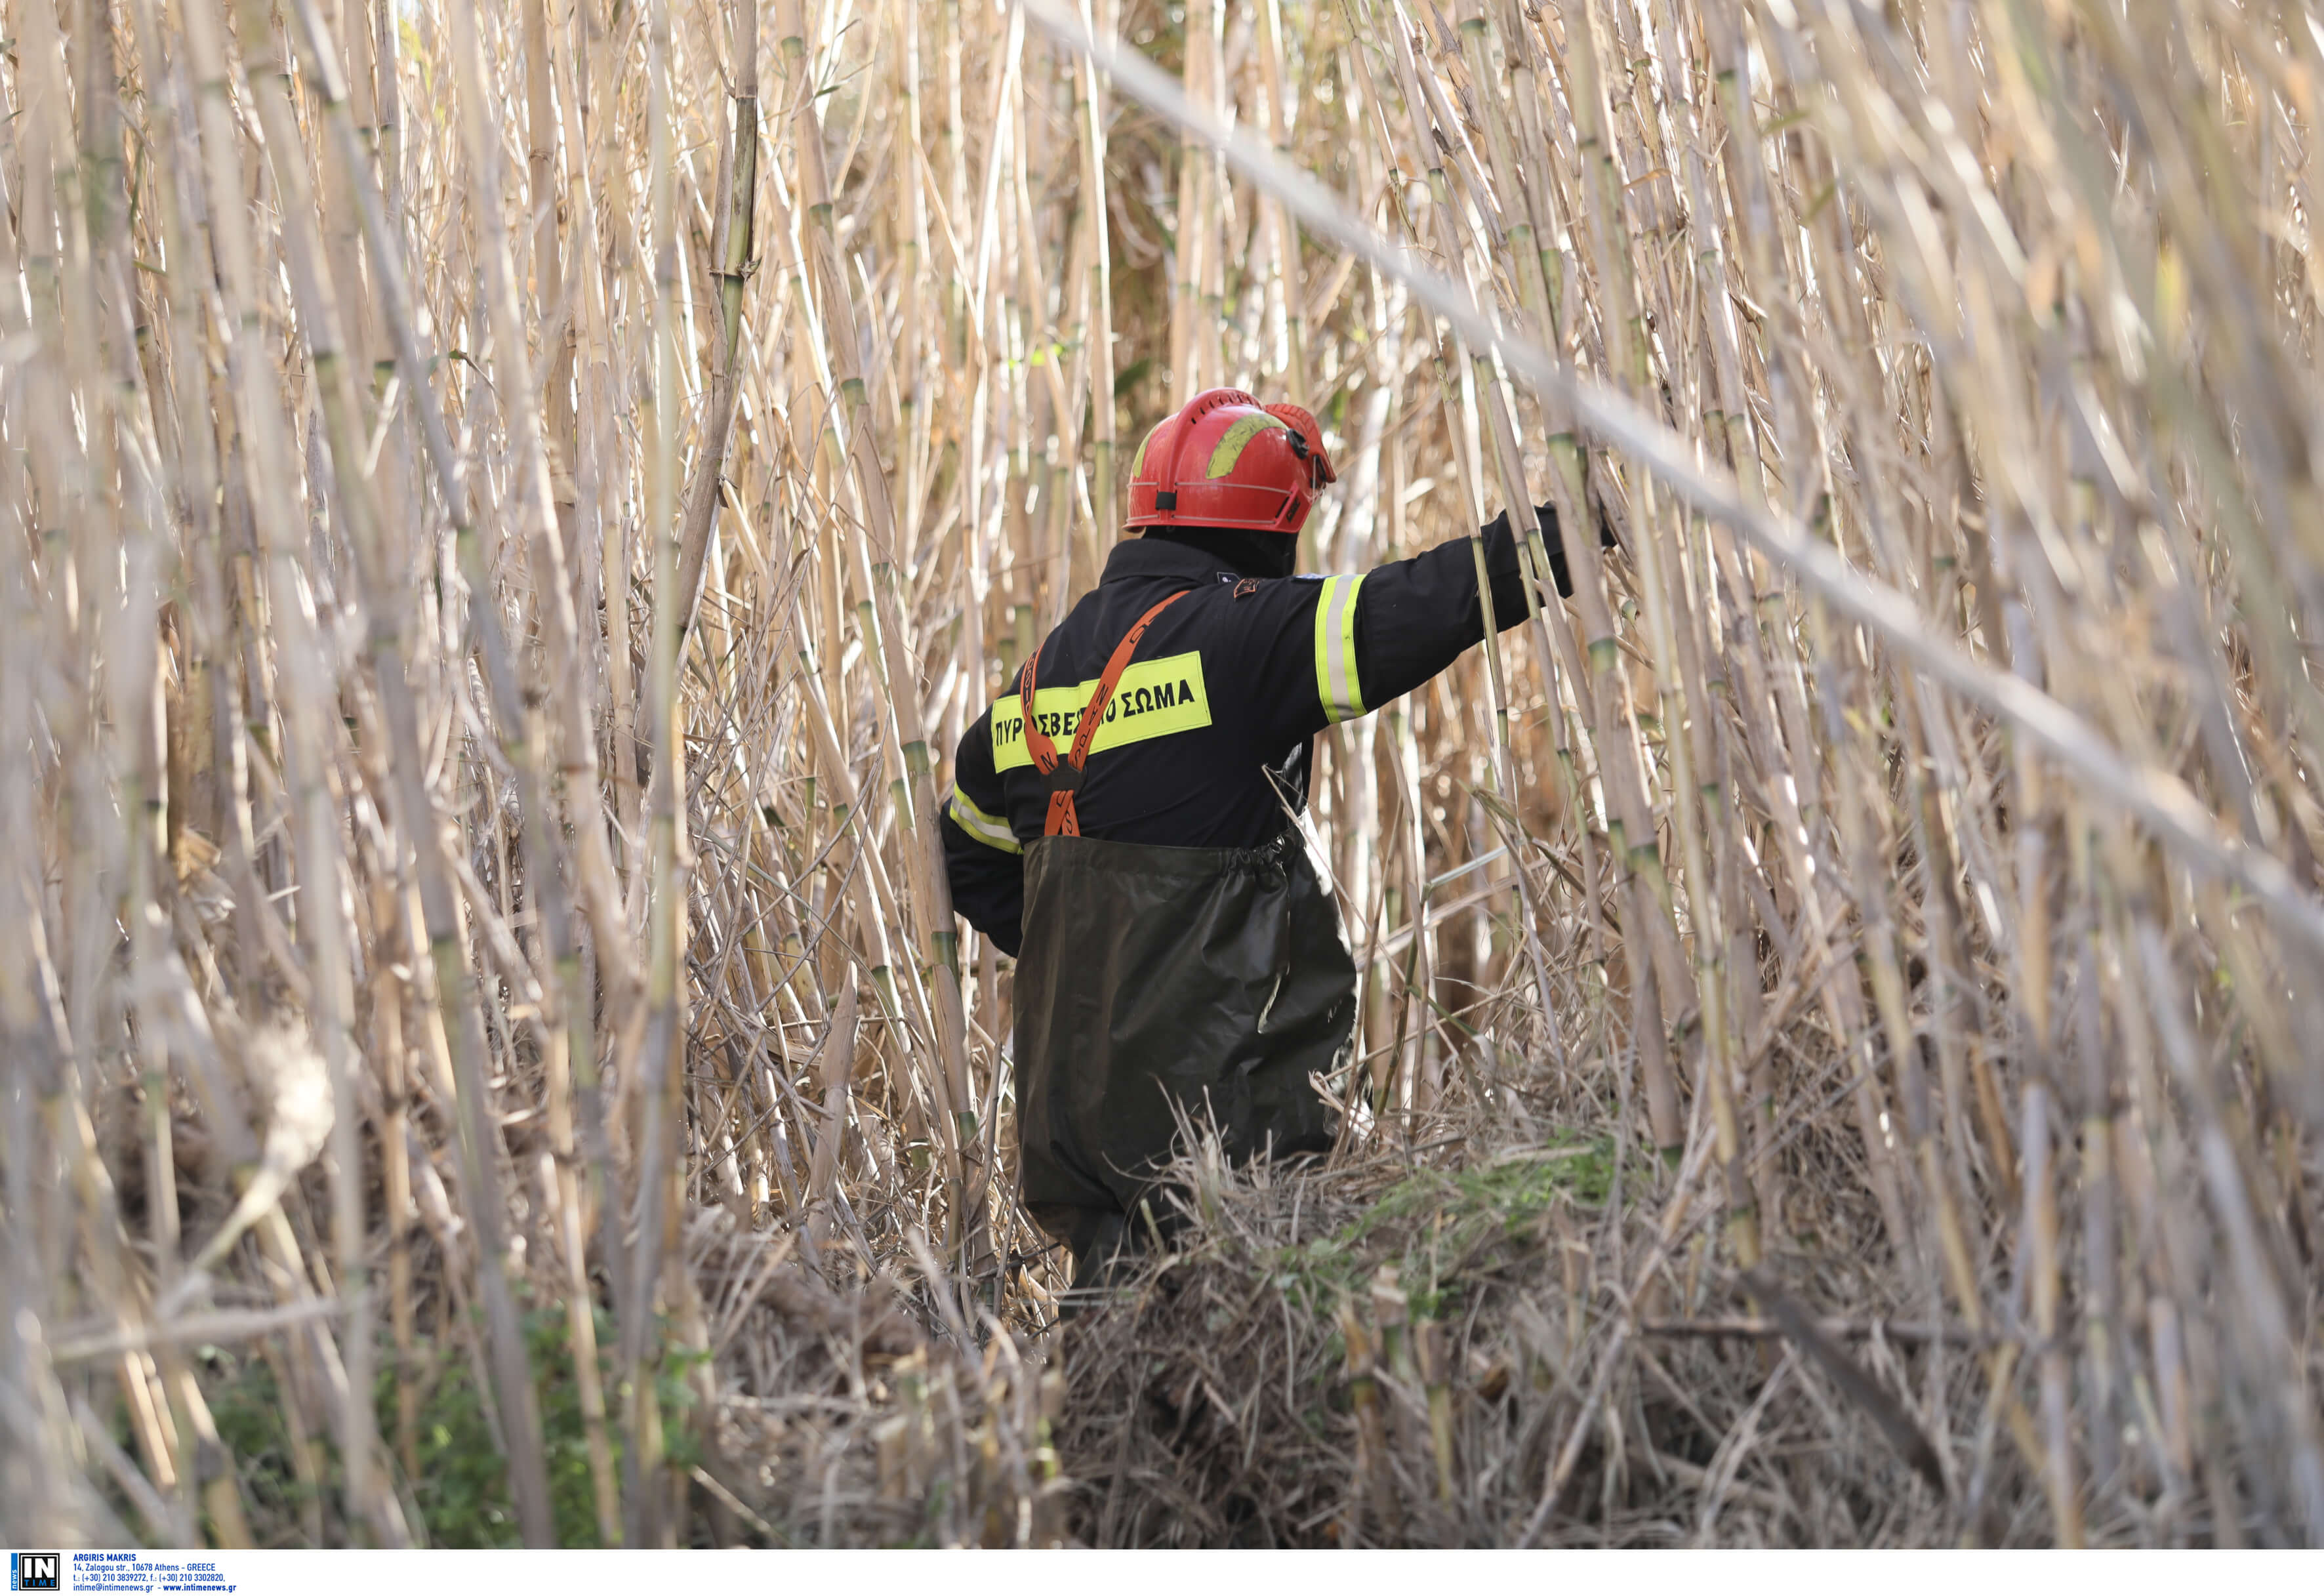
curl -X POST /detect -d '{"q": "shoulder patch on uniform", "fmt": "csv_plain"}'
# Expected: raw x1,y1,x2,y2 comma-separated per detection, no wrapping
1233,577,1261,600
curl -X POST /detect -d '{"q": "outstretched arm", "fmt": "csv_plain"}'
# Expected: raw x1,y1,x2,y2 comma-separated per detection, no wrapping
1341,501,1582,713
1234,500,1600,748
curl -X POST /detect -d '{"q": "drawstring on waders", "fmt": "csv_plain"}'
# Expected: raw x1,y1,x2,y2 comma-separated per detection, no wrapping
1019,588,1190,837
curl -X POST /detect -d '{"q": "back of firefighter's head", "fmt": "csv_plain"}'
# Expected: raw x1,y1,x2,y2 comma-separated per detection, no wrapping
1124,390,1336,577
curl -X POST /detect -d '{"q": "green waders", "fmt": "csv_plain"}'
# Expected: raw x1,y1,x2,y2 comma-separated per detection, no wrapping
1011,829,1356,1290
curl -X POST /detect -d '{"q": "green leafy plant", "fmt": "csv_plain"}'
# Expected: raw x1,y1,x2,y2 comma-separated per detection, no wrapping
390,1303,704,1546
1273,1137,1613,1320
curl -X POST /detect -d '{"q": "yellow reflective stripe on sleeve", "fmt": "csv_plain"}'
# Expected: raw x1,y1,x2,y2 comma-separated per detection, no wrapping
1314,573,1367,724
947,786,1021,854
990,651,1212,771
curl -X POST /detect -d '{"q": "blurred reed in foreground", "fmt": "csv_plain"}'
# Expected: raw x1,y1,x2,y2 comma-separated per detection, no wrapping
2,0,2320,1546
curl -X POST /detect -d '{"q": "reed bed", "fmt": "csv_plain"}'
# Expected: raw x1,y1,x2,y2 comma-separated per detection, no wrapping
3,0,2321,1548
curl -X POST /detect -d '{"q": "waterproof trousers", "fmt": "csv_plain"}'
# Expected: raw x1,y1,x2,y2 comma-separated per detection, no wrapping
1011,830,1355,1284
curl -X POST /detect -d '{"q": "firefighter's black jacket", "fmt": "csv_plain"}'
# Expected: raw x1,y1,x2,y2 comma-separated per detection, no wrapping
942,504,1580,956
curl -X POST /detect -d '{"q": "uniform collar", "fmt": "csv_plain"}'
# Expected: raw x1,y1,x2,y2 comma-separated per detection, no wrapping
1102,535,1250,586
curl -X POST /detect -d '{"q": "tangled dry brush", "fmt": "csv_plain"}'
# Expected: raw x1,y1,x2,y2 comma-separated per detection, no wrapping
4,0,2322,1549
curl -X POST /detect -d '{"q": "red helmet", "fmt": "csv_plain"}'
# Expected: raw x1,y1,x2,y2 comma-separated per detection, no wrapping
1124,388,1337,534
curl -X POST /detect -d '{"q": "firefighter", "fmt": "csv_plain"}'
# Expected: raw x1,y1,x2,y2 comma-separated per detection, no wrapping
941,387,1585,1294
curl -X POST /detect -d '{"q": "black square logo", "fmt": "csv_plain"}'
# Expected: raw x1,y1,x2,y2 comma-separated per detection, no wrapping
12,1554,60,1593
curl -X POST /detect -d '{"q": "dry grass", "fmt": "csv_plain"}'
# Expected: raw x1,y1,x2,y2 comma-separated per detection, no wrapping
1055,1124,1986,1547
3,0,2323,1549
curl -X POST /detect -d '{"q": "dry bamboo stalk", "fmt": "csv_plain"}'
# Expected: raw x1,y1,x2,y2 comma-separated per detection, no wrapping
674,0,762,638
1379,0,1685,1139
778,0,977,1261
184,0,409,1543
1376,7,1564,1052
621,0,689,1544
6,0,2324,1549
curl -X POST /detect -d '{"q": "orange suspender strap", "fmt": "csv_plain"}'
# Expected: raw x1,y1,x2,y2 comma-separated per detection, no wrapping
1018,588,1191,838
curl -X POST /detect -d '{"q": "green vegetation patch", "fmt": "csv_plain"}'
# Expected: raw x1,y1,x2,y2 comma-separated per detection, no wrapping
1271,1137,1612,1321
394,1304,707,1547
186,1300,702,1547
